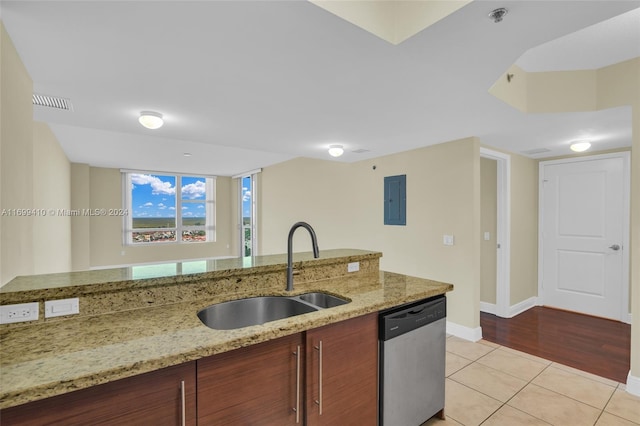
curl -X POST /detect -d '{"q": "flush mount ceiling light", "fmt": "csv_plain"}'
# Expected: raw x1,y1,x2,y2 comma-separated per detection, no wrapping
138,111,164,130
328,144,344,157
489,7,508,23
570,141,592,152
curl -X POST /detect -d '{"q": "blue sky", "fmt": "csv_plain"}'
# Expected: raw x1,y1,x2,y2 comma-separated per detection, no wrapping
242,176,251,218
131,174,206,219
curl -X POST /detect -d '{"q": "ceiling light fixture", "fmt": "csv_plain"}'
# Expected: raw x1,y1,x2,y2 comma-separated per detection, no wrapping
138,111,164,130
489,8,508,23
570,141,591,152
328,145,344,157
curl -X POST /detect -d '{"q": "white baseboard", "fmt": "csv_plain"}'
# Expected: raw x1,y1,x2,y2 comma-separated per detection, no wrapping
508,296,538,317
479,302,496,315
479,297,538,318
626,372,640,397
447,321,482,342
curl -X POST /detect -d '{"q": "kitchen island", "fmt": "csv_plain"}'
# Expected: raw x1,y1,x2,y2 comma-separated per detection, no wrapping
0,249,452,422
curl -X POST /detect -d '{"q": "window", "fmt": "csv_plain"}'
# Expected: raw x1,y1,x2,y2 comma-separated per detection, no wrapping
123,172,215,244
234,169,260,258
240,175,255,256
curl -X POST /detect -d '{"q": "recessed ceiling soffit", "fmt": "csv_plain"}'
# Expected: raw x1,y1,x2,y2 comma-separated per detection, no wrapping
309,0,472,45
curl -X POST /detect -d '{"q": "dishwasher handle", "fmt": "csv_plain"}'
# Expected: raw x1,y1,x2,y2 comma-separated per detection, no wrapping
407,307,427,315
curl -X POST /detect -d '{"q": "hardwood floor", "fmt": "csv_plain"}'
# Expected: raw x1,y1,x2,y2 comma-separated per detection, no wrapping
480,306,631,383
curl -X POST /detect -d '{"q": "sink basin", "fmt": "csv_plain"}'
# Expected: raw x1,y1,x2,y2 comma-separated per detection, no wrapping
198,296,318,330
297,292,349,309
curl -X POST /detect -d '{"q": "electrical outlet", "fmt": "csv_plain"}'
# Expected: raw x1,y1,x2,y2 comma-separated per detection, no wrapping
347,262,360,272
443,235,455,246
0,302,39,324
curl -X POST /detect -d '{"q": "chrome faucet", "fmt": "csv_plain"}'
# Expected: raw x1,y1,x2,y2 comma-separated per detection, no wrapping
287,222,320,292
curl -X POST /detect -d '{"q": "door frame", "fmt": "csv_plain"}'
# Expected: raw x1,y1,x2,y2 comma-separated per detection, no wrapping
538,151,631,323
480,148,511,318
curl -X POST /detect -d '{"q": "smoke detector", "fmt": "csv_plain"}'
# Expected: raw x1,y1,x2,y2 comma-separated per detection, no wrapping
489,8,508,23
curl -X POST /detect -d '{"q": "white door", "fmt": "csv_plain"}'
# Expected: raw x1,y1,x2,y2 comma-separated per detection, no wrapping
540,154,628,321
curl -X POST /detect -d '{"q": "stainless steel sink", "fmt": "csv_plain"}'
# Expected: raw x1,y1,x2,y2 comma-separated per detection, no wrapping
198,296,318,330
197,292,350,330
297,292,349,308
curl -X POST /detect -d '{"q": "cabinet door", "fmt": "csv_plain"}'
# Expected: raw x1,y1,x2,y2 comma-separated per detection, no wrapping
305,313,378,425
1,362,196,426
197,332,304,425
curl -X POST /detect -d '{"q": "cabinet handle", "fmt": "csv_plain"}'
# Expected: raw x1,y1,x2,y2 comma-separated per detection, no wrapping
293,345,301,424
180,380,186,426
314,340,323,415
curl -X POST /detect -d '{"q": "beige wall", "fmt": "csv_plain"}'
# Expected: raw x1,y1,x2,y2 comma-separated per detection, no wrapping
32,122,72,274
527,69,597,113
86,167,235,268
479,146,539,308
1,25,76,284
261,137,482,330
71,163,91,271
259,157,353,255
480,158,497,304
510,154,539,305
1,23,35,285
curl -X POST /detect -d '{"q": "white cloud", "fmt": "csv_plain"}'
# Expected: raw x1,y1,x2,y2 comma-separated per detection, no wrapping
197,205,204,209
131,174,175,195
182,206,188,210
181,180,206,199
243,190,251,202
143,202,153,207
168,206,176,210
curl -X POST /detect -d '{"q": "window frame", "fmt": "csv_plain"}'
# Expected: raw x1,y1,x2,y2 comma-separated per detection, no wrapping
122,171,216,246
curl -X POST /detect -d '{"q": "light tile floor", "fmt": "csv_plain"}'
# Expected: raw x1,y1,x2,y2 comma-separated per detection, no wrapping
423,336,640,426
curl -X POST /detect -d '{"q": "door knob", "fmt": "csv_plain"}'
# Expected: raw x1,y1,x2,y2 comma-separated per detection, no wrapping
608,244,620,251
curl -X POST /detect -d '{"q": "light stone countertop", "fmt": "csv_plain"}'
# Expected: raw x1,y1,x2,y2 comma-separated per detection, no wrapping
1,266,452,409
0,249,381,303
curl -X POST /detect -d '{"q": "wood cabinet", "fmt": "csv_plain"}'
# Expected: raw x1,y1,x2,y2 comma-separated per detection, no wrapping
197,333,304,425
197,314,378,425
1,361,196,426
2,314,379,425
305,313,378,425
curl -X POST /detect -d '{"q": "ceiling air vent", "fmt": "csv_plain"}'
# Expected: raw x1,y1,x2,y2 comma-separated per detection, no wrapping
521,148,551,155
32,93,72,111
352,149,370,154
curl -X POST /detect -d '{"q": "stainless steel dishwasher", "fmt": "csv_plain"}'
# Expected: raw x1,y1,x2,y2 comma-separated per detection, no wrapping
379,295,446,426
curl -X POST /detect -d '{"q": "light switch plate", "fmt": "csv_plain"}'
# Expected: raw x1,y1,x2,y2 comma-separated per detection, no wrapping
484,232,491,241
0,302,39,324
443,235,455,246
45,298,80,318
347,262,360,272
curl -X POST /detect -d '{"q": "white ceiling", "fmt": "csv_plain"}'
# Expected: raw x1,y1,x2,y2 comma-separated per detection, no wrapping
1,1,639,176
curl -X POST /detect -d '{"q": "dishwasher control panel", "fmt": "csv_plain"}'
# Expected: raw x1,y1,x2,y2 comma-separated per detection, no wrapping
379,295,446,341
